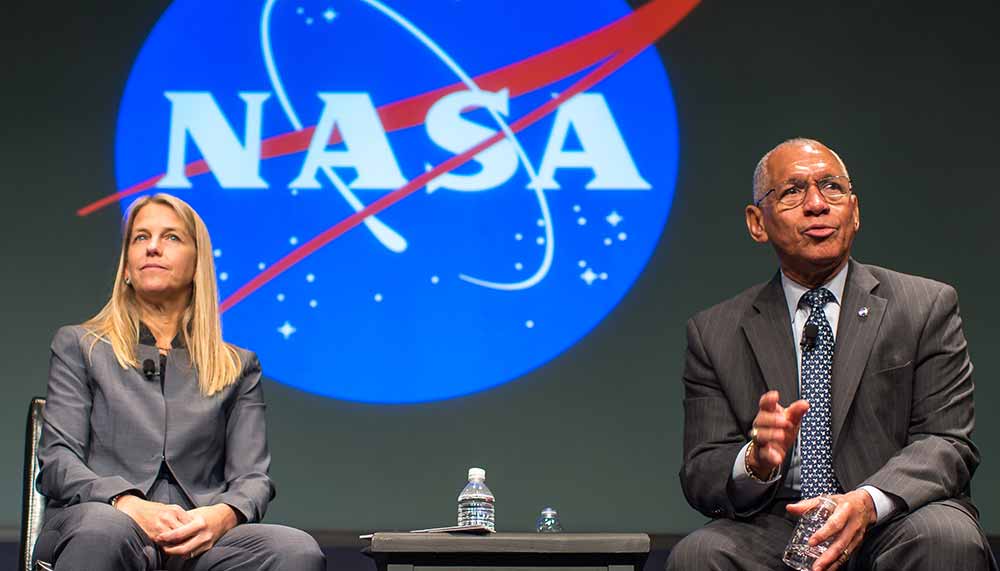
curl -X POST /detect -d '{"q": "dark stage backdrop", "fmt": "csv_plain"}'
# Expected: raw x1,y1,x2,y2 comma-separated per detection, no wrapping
2,0,998,537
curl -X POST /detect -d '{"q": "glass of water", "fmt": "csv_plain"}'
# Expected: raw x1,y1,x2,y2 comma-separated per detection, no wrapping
782,495,838,570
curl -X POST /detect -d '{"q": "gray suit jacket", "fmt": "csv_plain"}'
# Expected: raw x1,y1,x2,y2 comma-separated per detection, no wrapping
37,325,275,523
679,260,979,520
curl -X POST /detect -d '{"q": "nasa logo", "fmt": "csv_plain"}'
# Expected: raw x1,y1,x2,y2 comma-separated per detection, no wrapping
100,0,698,402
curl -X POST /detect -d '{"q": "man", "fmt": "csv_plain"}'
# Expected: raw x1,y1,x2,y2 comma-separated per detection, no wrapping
666,138,995,571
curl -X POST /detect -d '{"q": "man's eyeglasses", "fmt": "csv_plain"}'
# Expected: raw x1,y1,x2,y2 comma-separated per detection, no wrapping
754,175,852,208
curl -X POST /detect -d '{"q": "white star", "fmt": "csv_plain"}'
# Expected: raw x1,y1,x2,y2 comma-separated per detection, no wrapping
309,299,318,308
606,210,623,227
305,16,314,25
289,236,299,245
580,268,598,285
525,320,535,328
577,217,587,226
257,262,266,270
430,275,440,284
578,260,587,268
276,293,285,302
323,8,337,21
618,232,627,241
374,293,383,302
514,262,523,270
514,233,523,241
277,321,297,339
213,249,222,258
219,272,229,281
306,273,315,283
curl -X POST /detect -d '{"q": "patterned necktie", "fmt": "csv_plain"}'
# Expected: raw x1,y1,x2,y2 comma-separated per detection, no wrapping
799,287,840,499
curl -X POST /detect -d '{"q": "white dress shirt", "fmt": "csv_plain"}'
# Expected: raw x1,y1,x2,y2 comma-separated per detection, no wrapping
729,264,897,523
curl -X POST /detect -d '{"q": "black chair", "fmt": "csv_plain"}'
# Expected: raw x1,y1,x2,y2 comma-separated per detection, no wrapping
19,397,47,571
19,397,168,571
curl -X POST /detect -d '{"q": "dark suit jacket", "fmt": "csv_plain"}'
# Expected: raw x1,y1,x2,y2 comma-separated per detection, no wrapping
37,325,275,523
679,260,979,521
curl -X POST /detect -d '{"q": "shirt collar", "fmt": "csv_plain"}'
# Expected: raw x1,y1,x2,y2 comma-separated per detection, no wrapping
138,322,185,348
780,262,849,319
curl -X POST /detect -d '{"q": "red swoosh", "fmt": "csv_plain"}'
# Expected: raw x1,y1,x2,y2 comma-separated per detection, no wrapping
78,0,698,217
77,0,701,311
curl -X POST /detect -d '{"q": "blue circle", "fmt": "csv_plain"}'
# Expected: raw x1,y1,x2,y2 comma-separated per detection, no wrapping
115,0,680,403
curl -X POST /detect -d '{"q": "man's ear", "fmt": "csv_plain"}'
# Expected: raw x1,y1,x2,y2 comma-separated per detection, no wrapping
852,194,860,231
745,205,769,243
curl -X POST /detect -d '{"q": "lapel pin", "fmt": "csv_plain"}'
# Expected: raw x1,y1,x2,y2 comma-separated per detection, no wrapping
858,307,870,320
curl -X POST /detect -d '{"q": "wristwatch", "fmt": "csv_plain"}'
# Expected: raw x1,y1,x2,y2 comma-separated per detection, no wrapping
745,439,778,482
109,492,130,509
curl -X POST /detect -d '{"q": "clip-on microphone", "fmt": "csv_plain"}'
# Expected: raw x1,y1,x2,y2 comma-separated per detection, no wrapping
142,359,157,381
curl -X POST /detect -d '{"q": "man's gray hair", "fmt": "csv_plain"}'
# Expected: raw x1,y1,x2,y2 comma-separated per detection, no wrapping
751,138,849,204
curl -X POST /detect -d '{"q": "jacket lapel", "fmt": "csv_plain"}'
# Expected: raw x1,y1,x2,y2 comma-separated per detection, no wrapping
831,260,886,451
742,273,798,403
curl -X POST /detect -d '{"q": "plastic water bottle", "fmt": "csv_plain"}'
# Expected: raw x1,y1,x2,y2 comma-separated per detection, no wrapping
536,507,562,532
457,467,495,531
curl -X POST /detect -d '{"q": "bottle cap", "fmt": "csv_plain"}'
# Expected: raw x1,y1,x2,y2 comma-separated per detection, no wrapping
468,467,486,480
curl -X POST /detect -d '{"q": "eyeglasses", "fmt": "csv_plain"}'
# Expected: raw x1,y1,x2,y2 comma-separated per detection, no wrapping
754,175,853,208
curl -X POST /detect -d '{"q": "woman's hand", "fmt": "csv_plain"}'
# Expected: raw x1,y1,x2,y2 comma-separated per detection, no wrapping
114,495,193,539
157,504,239,559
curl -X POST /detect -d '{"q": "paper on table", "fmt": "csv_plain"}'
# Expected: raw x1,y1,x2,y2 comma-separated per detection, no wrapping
410,524,493,534
360,524,494,539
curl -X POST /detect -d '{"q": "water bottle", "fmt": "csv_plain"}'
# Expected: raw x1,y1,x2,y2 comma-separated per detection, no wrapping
536,507,562,532
457,467,495,531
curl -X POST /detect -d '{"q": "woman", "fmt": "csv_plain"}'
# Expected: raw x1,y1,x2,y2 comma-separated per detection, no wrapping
34,194,325,570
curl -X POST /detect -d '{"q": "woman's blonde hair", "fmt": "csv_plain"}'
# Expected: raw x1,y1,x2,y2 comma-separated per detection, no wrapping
84,193,241,396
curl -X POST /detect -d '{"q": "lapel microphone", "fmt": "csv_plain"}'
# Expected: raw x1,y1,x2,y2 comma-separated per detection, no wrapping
142,359,157,381
801,323,819,351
